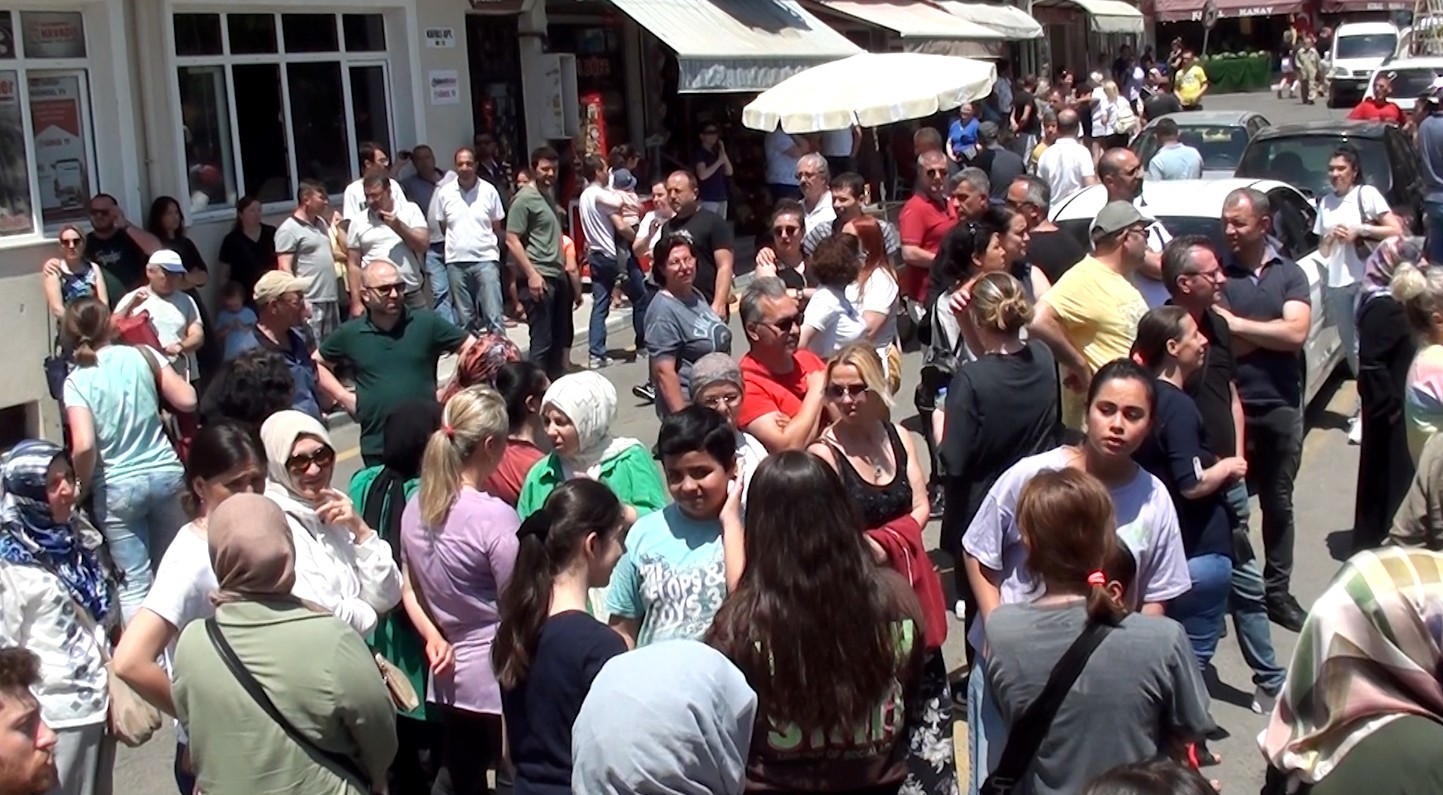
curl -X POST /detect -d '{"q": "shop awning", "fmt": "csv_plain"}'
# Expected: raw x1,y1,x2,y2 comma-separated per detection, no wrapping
1321,0,1410,10
1032,0,1143,33
607,0,862,93
1152,0,1302,22
935,0,1043,40
809,0,1008,39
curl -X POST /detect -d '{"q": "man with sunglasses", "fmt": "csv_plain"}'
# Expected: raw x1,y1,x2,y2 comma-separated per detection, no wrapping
736,277,829,454
898,151,959,304
85,193,163,308
1007,175,1085,284
317,260,473,465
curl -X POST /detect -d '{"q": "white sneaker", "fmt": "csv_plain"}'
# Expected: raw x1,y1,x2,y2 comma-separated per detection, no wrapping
1348,416,1363,446
1252,686,1278,715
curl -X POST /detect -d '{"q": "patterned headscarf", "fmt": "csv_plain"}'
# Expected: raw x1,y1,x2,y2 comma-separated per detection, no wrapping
1261,547,1443,785
1359,235,1426,313
442,333,521,403
0,440,112,623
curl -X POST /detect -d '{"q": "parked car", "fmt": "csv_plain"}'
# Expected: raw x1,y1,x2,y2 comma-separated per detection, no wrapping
1130,110,1270,179
1049,178,1344,408
1234,120,1424,230
1327,21,1402,107
1363,57,1443,113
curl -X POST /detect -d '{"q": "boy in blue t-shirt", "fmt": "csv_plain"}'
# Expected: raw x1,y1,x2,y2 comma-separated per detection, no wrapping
215,281,257,362
607,405,736,647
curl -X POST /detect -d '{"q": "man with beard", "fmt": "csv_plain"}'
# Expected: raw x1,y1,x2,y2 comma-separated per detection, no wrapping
1098,147,1171,307
506,146,580,379
736,277,828,453
0,649,57,795
85,193,163,306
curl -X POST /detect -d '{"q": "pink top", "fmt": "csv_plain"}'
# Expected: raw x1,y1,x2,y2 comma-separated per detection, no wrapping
400,487,520,714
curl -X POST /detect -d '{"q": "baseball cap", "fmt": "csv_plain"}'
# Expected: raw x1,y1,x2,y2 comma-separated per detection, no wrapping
147,249,186,274
1090,201,1148,240
253,270,313,304
979,121,1000,142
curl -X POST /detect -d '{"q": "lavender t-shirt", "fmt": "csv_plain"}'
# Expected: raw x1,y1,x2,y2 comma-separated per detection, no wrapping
400,487,520,714
961,446,1190,651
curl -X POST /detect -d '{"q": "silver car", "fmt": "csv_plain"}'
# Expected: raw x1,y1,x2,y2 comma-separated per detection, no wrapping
1130,110,1271,181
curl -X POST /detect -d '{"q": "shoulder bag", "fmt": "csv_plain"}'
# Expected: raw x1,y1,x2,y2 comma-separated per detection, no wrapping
205,619,372,788
916,296,966,412
980,620,1114,795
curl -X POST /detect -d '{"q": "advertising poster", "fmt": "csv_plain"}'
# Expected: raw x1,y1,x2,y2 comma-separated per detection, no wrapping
429,70,459,105
20,11,85,59
0,71,33,235
0,12,15,59
28,74,89,223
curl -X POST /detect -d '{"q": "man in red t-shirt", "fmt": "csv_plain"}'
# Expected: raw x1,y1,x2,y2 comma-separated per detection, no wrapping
736,277,829,452
897,149,959,302
1348,75,1406,125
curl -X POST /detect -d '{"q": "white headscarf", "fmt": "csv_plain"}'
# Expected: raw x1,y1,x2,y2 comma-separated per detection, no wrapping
541,371,644,478
259,410,333,522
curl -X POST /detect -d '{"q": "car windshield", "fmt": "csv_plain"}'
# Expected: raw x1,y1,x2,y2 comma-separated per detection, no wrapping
1379,67,1443,98
1135,124,1252,172
1336,33,1397,60
1056,216,1227,253
1235,135,1391,198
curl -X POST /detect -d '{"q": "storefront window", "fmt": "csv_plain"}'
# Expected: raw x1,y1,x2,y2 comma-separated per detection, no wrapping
28,72,91,224
171,11,394,210
0,69,33,236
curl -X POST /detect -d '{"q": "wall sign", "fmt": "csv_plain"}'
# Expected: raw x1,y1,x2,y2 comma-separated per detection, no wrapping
21,11,84,59
424,27,455,48
429,70,459,105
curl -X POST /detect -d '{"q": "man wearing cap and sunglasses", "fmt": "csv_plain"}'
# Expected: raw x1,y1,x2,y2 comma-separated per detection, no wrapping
240,270,347,422
115,249,204,382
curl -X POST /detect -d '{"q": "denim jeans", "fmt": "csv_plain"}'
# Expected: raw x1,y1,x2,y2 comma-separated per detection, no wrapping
1327,282,1361,377
523,273,575,380
1223,481,1287,694
93,467,188,622
1426,200,1443,265
1244,404,1304,598
587,251,649,359
967,655,1005,795
1166,553,1233,668
447,260,504,334
425,243,456,324
699,200,728,219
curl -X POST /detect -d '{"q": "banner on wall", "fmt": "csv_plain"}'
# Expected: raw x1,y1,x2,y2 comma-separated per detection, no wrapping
21,11,85,59
28,74,89,223
0,72,34,235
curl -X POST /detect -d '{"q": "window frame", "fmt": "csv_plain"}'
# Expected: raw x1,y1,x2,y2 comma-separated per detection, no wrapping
0,7,98,243
167,9,395,220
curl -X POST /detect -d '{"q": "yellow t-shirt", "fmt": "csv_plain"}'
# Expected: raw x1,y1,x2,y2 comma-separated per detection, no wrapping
1177,65,1207,106
1030,141,1050,172
1039,255,1149,429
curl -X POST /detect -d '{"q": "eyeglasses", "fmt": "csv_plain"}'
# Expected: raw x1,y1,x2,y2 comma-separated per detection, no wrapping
368,282,405,296
60,237,82,247
924,168,948,177
826,383,868,398
773,225,800,236
286,446,336,475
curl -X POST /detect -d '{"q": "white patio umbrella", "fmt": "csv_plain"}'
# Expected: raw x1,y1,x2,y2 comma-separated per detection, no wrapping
742,52,997,134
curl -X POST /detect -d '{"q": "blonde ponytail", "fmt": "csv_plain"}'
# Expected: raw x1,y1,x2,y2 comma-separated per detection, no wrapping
1391,262,1443,335
418,386,510,527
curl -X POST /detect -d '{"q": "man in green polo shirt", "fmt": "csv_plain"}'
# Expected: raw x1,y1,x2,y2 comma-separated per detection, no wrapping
505,145,582,379
316,260,473,464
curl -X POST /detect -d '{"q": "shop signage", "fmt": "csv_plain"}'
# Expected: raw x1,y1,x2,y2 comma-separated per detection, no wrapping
28,74,89,223
424,27,455,48
20,11,84,59
429,70,460,105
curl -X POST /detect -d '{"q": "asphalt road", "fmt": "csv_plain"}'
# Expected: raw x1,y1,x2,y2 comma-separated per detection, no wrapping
113,89,1355,795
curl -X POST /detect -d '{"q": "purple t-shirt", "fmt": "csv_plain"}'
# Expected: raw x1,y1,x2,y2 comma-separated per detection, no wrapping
400,487,520,714
961,446,1190,651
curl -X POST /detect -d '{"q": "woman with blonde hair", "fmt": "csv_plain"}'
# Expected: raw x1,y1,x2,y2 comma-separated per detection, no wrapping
401,385,519,794
42,224,108,319
1392,263,1443,460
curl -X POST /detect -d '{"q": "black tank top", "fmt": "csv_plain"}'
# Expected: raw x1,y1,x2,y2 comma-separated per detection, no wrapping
826,423,914,529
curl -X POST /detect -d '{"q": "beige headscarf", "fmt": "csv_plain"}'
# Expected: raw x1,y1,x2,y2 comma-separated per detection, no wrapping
260,410,334,509
208,493,297,606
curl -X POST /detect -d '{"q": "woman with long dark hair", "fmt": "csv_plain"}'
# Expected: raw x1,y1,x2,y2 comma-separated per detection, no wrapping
708,451,925,793
146,196,210,291
482,361,551,507
985,468,1212,795
217,196,277,299
493,479,627,793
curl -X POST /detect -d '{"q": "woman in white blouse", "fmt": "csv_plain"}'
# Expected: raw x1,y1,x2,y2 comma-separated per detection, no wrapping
841,215,902,392
800,235,866,364
260,410,402,635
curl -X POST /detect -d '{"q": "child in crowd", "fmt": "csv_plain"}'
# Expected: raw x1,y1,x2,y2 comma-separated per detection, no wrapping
215,281,256,362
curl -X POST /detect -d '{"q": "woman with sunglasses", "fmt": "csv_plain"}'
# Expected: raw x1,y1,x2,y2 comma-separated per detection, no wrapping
42,224,108,320
753,201,815,303
645,235,734,417
260,410,402,635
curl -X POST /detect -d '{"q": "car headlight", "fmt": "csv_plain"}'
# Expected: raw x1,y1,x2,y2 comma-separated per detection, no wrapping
1332,66,1349,77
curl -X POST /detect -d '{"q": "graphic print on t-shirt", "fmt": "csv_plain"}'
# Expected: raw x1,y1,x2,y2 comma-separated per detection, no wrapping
634,545,727,644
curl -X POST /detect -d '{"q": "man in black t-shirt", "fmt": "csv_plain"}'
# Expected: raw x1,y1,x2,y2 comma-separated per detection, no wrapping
1011,76,1042,157
644,170,735,319
1006,175,1085,284
1143,77,1184,124
84,193,163,308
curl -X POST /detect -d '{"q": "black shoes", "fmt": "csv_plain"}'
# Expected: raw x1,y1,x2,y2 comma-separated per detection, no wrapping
1267,594,1307,633
632,382,656,404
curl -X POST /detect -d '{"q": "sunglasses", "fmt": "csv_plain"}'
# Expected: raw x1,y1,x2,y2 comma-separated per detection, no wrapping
925,168,948,177
826,383,868,398
286,446,335,475
773,225,800,236
764,315,798,333
60,237,82,247
368,282,406,296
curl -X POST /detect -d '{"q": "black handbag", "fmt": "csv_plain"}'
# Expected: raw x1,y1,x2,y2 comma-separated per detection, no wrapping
43,344,69,401
915,297,966,412
980,621,1113,795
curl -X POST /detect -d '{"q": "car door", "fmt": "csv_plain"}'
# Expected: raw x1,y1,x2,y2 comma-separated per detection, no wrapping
1384,126,1424,230
1265,186,1342,406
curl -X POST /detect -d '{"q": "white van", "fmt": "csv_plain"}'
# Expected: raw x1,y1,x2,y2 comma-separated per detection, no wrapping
1328,21,1401,107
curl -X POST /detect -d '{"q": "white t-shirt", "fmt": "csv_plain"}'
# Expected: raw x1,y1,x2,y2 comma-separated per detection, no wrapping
342,177,408,224
802,284,865,360
1313,184,1391,288
1037,138,1096,204
434,178,506,264
804,191,837,236
735,430,768,509
1091,89,1117,137
579,183,622,259
765,129,802,186
846,268,899,354
118,287,202,381
140,523,215,745
345,199,428,292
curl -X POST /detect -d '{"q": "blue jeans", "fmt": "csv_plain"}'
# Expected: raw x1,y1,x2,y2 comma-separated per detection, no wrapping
425,244,456,324
93,468,188,622
967,654,1005,795
1426,200,1443,265
1166,553,1233,668
447,259,504,334
1224,480,1287,695
587,251,649,359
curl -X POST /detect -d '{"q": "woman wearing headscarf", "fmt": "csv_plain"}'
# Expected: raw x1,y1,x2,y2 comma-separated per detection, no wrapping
515,371,667,522
440,332,522,403
1261,547,1443,794
689,353,769,502
348,400,446,795
260,410,402,635
0,440,117,795
172,493,397,795
1352,238,1422,552
571,640,757,795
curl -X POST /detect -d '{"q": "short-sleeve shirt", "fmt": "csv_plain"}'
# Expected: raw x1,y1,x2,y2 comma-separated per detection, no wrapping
850,269,899,352
1313,184,1392,287
1177,64,1208,105
1037,137,1097,204
62,345,181,483
248,326,324,421
738,350,828,430
1144,93,1184,121
319,309,468,459
1038,256,1149,429
86,231,146,307
1221,249,1310,410
801,285,864,360
1182,308,1239,457
765,130,802,186
605,504,727,646
346,200,428,293
341,178,408,224
1146,143,1204,182
1027,228,1088,284
505,185,564,277
435,179,507,263
695,146,728,202
961,446,1191,650
1134,380,1233,558
117,288,203,381
217,226,277,296
578,184,621,259
275,215,338,303
644,290,733,413
657,210,734,302
897,194,958,301
1348,100,1405,125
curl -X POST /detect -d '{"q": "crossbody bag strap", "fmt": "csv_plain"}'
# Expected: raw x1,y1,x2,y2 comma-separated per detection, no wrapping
981,621,1114,794
204,619,370,788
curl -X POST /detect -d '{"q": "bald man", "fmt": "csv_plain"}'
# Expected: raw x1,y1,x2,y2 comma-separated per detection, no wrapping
1098,147,1171,306
1036,108,1097,203
316,259,474,464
